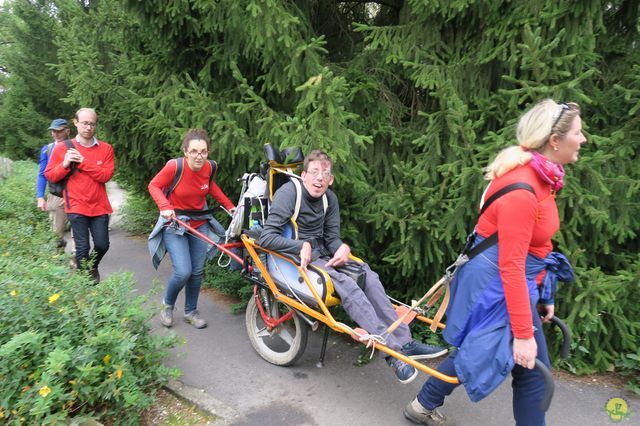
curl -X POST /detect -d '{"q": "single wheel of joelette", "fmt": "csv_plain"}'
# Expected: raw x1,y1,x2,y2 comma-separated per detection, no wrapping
245,288,309,366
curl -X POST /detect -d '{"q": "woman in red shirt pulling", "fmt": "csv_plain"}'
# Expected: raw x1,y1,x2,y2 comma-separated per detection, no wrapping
148,129,235,329
404,100,585,426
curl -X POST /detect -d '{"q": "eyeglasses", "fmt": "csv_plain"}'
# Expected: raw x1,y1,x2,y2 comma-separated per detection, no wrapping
187,150,208,158
551,103,569,129
306,169,333,180
78,121,97,128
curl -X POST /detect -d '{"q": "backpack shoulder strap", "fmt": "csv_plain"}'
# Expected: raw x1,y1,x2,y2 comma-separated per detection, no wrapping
466,182,536,260
165,158,184,197
46,142,55,157
291,178,302,222
478,182,535,217
291,178,329,221
208,160,218,181
64,139,78,175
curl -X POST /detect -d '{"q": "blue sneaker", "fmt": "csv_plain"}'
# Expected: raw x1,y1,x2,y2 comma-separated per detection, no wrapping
386,357,418,384
401,340,448,360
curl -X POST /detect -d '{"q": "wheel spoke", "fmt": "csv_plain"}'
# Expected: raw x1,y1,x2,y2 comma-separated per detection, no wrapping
255,327,271,338
279,326,295,344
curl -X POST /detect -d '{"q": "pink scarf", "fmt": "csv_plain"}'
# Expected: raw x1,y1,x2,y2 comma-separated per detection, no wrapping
529,151,564,192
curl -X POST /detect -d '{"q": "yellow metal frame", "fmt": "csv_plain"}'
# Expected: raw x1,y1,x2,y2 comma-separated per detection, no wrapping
241,233,459,384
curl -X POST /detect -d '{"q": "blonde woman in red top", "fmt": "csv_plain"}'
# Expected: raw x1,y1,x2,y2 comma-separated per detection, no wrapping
148,129,234,329
404,100,585,426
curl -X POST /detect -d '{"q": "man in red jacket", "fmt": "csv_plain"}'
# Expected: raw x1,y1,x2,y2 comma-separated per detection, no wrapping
45,108,115,283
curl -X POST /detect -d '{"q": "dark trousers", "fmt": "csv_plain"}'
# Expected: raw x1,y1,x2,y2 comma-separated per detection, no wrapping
418,309,551,426
68,214,110,275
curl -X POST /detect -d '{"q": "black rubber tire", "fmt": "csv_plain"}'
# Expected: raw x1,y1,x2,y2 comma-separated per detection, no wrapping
245,289,309,366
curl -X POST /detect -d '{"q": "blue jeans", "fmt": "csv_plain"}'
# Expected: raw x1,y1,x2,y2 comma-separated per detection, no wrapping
418,308,551,426
163,224,209,314
68,213,110,274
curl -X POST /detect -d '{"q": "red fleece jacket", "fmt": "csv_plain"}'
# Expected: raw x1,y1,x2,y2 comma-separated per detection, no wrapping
148,159,234,228
44,138,114,216
475,165,559,339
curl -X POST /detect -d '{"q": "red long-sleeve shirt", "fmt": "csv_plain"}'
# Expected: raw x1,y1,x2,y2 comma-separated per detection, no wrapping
475,165,559,339
148,159,234,228
44,138,114,216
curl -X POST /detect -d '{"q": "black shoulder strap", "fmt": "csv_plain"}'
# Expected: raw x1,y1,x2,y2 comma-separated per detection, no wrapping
466,182,536,260
64,139,77,175
479,182,535,217
165,158,184,197
61,139,77,209
167,159,220,213
208,160,218,180
167,159,217,198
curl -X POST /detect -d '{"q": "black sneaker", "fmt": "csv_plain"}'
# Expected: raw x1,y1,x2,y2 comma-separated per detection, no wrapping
401,340,448,360
403,397,447,425
386,356,418,384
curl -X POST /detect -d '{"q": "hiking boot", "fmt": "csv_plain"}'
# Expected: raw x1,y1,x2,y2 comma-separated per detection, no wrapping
90,269,101,284
401,340,448,360
160,304,174,328
386,356,418,384
184,310,207,329
403,397,447,425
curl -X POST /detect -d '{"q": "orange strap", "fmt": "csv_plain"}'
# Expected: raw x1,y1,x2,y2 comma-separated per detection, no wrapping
385,275,451,336
394,305,418,325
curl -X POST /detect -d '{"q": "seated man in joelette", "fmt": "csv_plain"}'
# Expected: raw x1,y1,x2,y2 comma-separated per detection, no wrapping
259,149,447,384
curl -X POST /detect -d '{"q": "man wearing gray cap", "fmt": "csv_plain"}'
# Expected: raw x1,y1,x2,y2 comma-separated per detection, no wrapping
36,118,72,249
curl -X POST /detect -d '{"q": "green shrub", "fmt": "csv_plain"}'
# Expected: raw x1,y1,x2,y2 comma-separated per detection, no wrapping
202,262,253,314
0,162,180,424
119,191,159,236
548,259,640,393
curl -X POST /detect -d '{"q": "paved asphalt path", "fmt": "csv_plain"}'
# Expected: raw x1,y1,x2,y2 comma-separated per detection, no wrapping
96,182,638,425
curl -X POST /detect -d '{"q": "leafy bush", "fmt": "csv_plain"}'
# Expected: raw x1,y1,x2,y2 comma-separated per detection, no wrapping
0,162,179,424
118,190,159,236
202,262,253,314
548,259,640,394
617,349,640,396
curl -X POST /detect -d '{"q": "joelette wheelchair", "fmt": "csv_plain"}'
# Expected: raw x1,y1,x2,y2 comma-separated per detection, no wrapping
233,143,458,382
175,144,564,410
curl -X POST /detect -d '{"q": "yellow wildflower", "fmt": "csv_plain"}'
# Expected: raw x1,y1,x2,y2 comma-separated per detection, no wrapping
103,354,111,365
0,407,4,418
48,293,60,304
68,379,76,385
9,290,17,297
39,386,52,397
115,369,123,379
